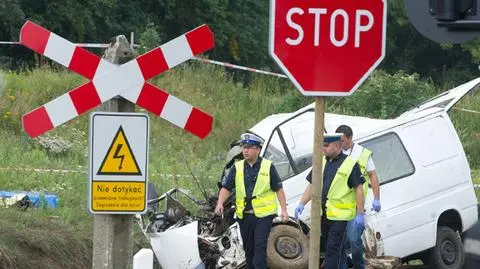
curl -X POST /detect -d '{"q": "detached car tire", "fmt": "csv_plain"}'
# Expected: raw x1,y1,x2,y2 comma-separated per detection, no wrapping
427,226,465,269
267,224,309,269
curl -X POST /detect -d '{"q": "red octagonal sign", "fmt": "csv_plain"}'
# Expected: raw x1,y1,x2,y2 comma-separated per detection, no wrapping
269,0,386,96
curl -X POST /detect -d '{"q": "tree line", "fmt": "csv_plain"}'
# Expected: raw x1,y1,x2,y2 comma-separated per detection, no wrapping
0,0,479,88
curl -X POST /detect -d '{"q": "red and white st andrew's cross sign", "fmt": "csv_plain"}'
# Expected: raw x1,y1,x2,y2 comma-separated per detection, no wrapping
20,21,214,138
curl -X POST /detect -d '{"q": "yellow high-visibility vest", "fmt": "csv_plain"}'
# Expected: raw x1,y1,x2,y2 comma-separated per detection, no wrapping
235,159,277,219
357,147,372,196
324,156,357,221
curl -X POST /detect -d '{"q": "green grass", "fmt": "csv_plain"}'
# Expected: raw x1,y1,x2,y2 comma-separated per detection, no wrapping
472,169,480,200
0,208,91,269
449,92,480,200
451,92,480,168
0,64,479,268
0,64,310,268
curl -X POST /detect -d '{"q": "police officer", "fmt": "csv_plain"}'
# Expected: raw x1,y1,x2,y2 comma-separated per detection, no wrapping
336,125,381,269
295,133,365,269
215,132,289,269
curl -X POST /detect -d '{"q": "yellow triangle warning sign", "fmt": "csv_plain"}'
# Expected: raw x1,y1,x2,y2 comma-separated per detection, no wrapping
97,126,142,175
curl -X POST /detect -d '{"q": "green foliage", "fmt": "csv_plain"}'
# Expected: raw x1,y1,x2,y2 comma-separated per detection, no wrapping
328,70,437,119
0,64,480,268
0,0,25,40
0,0,479,89
138,22,161,54
450,93,480,168
381,0,477,88
2,0,480,265
0,69,86,133
0,64,302,201
473,169,480,200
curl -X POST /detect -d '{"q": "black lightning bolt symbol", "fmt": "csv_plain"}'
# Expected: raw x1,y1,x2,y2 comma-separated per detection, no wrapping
113,144,125,170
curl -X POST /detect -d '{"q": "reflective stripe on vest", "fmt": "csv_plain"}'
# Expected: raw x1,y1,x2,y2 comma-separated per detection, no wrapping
323,156,357,221
357,147,372,196
234,159,277,219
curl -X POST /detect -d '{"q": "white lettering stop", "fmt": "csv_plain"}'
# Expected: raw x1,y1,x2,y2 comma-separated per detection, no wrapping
285,8,374,48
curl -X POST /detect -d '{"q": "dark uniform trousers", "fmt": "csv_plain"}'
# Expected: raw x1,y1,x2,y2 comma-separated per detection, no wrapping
238,213,275,269
321,213,348,269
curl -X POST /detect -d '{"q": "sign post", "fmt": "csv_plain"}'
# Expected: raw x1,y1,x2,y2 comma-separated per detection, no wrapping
90,111,149,268
310,97,325,268
269,0,386,267
90,38,139,269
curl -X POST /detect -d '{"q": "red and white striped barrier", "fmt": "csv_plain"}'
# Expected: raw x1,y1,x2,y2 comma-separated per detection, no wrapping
20,21,214,139
0,41,21,45
1,166,479,185
2,40,288,79
0,41,110,48
452,107,480,115
192,57,287,78
0,166,215,179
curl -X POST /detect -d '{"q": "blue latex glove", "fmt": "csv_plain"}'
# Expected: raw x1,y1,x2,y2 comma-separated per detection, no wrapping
354,213,365,231
294,203,304,220
372,199,381,212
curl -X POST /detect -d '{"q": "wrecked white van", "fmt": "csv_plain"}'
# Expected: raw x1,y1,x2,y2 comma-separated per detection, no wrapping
241,77,480,268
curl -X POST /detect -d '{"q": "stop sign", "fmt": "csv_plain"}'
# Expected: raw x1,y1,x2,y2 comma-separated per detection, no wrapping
269,0,386,96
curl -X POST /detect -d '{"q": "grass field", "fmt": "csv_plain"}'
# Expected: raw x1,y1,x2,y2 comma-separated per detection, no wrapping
0,64,479,268
472,169,480,200
0,64,310,268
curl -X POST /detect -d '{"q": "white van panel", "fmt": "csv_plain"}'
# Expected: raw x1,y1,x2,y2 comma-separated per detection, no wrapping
401,116,458,167
282,169,311,217
359,113,478,257
381,221,436,258
373,183,476,256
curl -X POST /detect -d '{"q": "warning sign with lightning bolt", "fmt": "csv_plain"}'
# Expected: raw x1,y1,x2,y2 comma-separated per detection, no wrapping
97,126,141,175
89,112,149,214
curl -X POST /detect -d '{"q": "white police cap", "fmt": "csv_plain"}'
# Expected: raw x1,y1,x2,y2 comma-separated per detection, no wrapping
240,133,264,147
324,133,342,144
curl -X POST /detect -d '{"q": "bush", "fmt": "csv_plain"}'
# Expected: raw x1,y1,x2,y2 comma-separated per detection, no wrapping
138,22,161,54
327,70,437,119
450,93,480,168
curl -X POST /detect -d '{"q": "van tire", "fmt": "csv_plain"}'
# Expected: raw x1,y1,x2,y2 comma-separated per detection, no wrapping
427,226,465,269
267,224,309,269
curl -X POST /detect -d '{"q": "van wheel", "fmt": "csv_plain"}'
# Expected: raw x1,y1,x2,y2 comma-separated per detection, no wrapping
427,226,465,269
267,224,308,269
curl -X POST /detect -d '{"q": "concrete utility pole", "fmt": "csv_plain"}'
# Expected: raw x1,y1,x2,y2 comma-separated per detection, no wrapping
92,35,136,269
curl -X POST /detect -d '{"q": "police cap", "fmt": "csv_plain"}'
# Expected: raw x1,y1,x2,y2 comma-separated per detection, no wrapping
324,133,342,145
240,133,264,147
